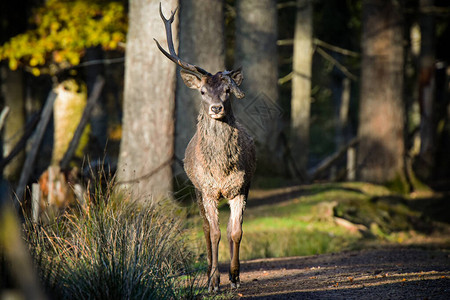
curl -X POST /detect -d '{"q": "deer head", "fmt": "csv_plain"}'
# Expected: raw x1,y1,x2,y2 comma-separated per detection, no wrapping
154,4,244,120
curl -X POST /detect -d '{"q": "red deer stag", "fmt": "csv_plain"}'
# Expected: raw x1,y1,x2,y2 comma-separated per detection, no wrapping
154,4,256,292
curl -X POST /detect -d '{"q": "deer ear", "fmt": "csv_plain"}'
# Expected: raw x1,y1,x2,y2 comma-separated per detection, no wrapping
180,70,202,89
231,68,243,86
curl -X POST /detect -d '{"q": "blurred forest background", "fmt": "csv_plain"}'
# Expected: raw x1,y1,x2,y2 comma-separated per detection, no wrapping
0,0,449,204
1,0,450,206
1,0,450,298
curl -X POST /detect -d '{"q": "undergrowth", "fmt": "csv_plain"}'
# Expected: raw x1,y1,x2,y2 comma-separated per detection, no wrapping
24,173,206,299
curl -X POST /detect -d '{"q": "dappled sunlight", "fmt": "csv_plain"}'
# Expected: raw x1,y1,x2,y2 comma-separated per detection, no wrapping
182,182,450,263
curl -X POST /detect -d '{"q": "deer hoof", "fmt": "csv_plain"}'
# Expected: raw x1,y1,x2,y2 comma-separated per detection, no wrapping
208,285,220,293
208,276,220,293
231,281,240,289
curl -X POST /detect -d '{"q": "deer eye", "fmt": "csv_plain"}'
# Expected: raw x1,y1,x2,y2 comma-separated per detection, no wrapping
200,89,205,95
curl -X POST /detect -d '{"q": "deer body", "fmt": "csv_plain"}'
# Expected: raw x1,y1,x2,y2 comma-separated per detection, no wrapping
184,96,255,291
185,111,255,201
154,5,256,292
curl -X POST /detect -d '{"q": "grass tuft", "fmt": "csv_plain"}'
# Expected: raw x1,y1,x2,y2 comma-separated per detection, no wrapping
24,172,206,299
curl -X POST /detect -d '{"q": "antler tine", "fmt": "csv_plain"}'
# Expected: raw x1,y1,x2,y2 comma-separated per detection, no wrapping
158,2,176,23
154,3,210,76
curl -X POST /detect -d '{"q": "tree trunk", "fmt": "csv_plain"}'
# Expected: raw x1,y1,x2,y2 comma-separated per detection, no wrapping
415,0,436,181
174,0,225,177
52,79,88,165
337,78,351,148
291,0,313,178
234,0,283,175
118,0,177,201
85,47,108,157
1,67,25,183
357,0,405,184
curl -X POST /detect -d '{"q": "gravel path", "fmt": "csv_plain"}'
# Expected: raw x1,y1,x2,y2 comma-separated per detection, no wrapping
217,247,450,299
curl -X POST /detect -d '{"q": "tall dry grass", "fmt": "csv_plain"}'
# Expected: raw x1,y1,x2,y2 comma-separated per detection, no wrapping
23,173,205,299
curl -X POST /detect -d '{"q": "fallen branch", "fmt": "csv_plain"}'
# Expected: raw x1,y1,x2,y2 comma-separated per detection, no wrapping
0,106,10,131
277,38,360,58
16,90,57,207
316,47,358,81
0,112,40,171
314,38,359,57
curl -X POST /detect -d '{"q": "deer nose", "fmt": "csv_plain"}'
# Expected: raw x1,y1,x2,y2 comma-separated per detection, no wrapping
211,105,223,114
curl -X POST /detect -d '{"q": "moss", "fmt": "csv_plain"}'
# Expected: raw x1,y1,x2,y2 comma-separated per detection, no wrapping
385,172,410,194
251,175,294,189
187,181,448,262
217,228,357,261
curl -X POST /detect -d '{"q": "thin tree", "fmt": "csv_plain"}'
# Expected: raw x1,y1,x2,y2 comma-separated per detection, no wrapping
415,0,437,180
357,0,406,184
118,0,178,200
174,0,225,176
1,69,25,183
290,0,313,179
234,0,283,175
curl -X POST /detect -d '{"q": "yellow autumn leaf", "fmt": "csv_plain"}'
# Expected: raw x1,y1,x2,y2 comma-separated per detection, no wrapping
0,0,127,73
30,57,39,66
31,67,41,76
50,22,60,32
108,40,117,50
9,58,18,70
68,53,80,66
53,51,63,63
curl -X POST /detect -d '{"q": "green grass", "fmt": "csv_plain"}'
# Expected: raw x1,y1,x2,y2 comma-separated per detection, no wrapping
187,182,448,263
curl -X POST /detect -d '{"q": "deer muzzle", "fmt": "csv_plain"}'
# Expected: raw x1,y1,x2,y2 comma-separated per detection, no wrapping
209,104,225,119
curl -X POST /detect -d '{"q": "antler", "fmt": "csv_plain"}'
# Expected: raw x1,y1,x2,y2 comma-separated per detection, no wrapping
154,3,210,76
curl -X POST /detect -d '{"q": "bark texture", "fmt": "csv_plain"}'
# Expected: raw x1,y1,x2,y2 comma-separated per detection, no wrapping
118,0,177,200
415,0,436,180
52,79,88,164
357,0,405,183
1,68,25,183
291,0,313,176
234,0,283,175
175,0,225,176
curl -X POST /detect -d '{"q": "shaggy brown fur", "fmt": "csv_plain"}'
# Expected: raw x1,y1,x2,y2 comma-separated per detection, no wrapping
183,71,256,292
154,4,254,291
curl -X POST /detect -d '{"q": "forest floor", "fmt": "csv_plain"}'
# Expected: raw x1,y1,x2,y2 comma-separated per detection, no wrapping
197,183,450,299
217,246,450,299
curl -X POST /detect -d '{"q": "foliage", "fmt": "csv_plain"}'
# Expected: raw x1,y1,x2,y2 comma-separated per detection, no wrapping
0,0,127,76
24,173,204,299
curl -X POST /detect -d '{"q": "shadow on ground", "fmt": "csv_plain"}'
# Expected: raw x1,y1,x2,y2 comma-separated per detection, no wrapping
217,247,450,299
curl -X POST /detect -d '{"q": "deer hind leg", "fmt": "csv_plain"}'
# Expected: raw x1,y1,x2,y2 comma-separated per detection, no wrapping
203,194,221,292
227,194,245,288
196,189,212,277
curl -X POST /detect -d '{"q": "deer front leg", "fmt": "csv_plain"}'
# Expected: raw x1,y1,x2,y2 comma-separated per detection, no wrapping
203,195,221,292
227,194,245,288
196,189,212,276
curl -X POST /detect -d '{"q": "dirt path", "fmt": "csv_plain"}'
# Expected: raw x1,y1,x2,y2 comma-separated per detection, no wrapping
218,247,450,299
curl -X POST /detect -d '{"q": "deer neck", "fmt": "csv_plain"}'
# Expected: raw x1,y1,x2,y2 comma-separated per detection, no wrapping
196,108,239,152
196,108,241,174
197,108,236,133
